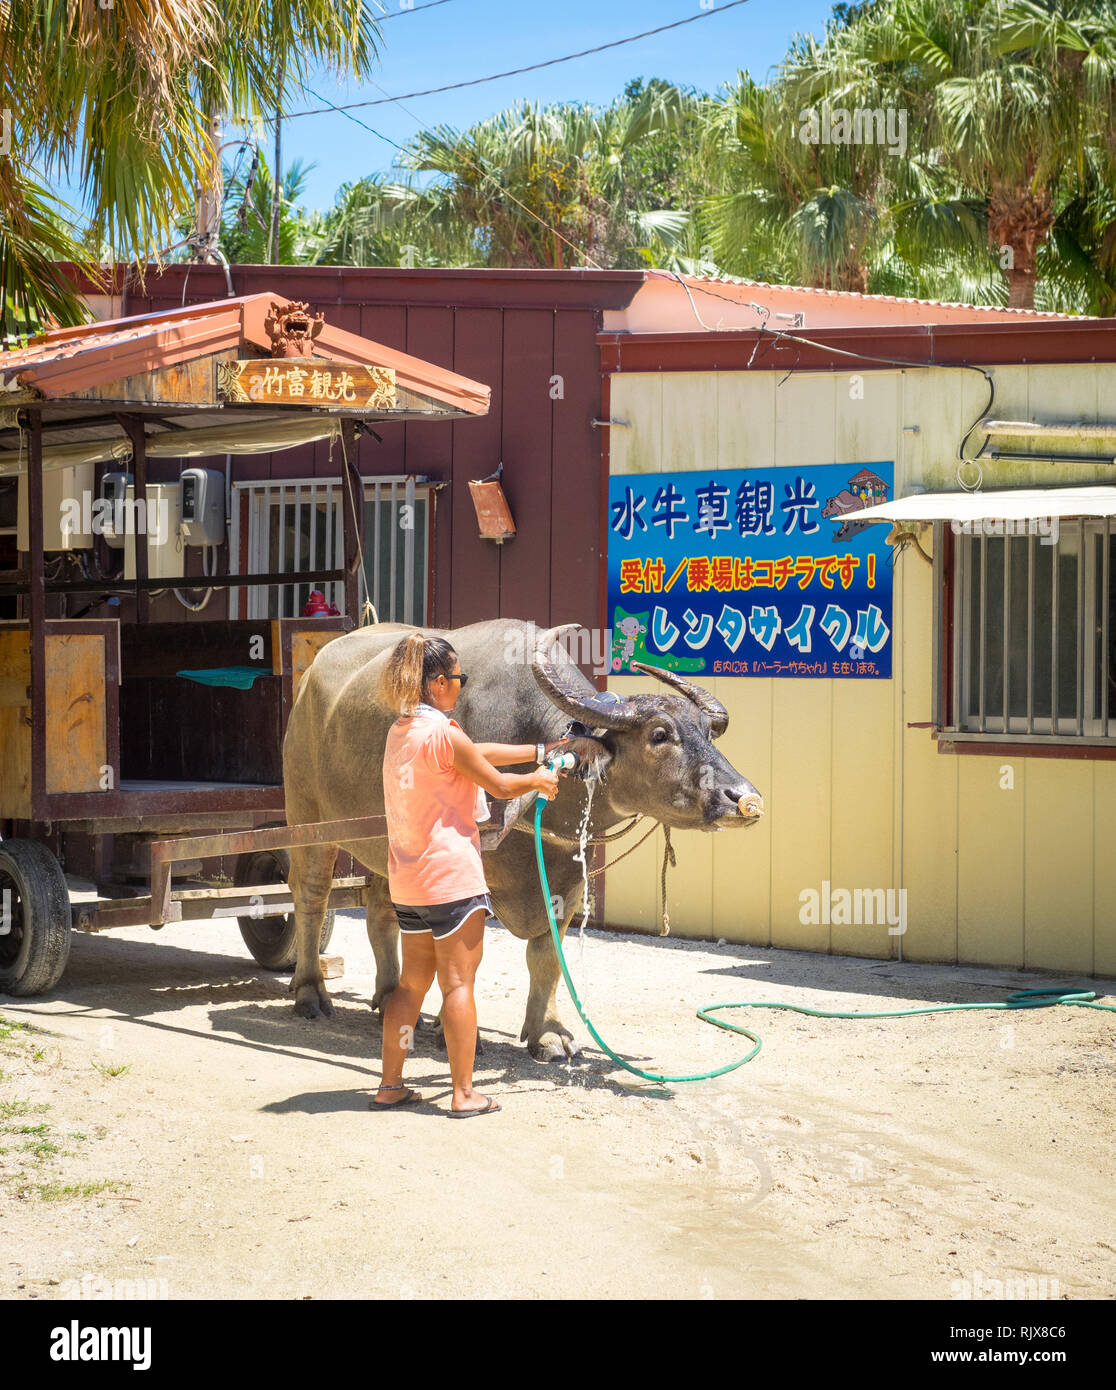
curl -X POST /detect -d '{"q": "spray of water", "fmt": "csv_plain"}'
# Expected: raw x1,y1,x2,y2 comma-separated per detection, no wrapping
571,776,596,972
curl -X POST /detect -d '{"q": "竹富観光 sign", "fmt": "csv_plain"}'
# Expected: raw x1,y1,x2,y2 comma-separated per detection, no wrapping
607,464,894,679
217,359,396,408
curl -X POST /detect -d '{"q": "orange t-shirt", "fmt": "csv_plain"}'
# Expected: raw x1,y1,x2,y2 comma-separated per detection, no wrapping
382,710,488,906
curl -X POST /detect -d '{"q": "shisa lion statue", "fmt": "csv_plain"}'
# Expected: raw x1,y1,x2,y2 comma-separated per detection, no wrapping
264,300,324,358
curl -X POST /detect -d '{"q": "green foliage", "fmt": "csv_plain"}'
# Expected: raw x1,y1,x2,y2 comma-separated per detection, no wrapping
91,1060,131,1078
29,1178,128,1202
219,157,322,264
0,0,381,333
3,0,1111,317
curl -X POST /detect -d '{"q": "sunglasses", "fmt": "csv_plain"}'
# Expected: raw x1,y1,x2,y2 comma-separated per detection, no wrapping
443,671,469,687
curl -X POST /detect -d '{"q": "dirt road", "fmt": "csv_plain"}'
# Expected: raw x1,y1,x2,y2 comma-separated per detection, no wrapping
2,913,1113,1300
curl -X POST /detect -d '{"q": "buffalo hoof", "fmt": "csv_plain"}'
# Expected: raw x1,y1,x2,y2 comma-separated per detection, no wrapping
369,983,398,1013
528,1030,581,1063
292,983,334,1020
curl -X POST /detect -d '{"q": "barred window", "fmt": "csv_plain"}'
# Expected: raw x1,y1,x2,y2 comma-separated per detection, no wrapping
944,519,1114,741
234,476,431,623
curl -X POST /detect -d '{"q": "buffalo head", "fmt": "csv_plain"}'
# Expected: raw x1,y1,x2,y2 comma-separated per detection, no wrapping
530,625,764,832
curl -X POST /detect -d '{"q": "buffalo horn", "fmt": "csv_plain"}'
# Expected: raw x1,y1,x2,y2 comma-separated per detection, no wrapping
531,624,642,731
629,661,730,738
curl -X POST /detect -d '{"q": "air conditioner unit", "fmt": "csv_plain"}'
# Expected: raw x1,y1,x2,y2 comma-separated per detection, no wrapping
17,465,96,551
123,483,184,581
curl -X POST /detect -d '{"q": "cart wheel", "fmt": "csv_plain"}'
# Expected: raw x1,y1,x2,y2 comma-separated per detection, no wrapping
234,844,335,970
0,840,72,997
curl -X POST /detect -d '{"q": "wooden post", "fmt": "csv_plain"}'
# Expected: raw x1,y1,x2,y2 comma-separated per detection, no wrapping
341,418,363,622
118,415,150,623
27,409,48,822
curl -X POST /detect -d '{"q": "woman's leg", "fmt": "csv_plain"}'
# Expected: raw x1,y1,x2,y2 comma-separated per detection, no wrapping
434,908,491,1113
376,929,437,1104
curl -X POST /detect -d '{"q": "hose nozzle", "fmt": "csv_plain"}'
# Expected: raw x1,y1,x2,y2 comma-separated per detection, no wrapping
538,750,577,803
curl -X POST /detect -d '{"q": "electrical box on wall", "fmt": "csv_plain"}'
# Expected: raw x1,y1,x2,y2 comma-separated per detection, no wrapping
17,464,96,550
180,468,226,546
100,471,133,549
123,483,184,581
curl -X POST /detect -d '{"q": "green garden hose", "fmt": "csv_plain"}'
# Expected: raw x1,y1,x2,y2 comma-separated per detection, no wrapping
532,793,1116,1085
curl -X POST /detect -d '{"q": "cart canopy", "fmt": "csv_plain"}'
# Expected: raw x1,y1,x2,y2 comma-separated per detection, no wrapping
0,291,490,469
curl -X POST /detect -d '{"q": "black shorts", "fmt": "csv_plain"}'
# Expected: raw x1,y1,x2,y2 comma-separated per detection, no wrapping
393,893,492,940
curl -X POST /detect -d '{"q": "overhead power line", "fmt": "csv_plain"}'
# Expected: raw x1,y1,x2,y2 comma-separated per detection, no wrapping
287,0,753,119
303,83,406,153
302,79,604,267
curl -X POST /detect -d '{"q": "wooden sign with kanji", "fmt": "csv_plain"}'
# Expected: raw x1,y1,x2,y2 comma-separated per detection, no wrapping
217,359,397,409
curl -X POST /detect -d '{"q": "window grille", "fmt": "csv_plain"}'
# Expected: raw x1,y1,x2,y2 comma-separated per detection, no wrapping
943,519,1113,742
233,476,431,623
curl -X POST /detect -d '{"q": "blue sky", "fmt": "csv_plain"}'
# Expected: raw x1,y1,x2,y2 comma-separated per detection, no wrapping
257,0,837,210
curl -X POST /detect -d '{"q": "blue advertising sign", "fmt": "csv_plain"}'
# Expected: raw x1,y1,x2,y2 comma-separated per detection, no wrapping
607,463,894,679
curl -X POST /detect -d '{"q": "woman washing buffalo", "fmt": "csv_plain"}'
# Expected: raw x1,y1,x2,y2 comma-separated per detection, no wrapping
374,632,570,1117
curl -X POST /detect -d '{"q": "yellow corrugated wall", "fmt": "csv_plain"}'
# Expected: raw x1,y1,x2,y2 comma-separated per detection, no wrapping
604,363,1116,976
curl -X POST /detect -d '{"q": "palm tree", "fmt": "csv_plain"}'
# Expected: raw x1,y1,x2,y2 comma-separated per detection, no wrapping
783,0,1116,308
219,157,322,264
700,69,897,291
1034,150,1116,314
308,176,471,268
0,0,379,336
399,86,691,269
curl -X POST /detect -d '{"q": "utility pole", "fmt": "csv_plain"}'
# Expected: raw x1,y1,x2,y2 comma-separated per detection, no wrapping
193,109,224,261
270,55,285,265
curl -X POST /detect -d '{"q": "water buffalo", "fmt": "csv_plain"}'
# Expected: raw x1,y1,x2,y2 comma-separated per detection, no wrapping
282,619,764,1060
822,490,871,542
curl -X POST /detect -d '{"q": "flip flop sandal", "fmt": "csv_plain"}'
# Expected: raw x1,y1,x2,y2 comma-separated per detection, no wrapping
369,1086,423,1110
448,1096,501,1119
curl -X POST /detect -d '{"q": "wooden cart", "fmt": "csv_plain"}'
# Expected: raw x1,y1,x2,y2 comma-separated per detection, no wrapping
0,292,491,996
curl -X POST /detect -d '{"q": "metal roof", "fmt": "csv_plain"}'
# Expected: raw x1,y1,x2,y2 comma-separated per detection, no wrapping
0,291,490,414
668,272,1091,322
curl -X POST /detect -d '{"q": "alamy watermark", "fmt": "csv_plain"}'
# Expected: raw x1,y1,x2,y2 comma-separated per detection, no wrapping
58,1273,168,1301
799,880,906,935
798,101,907,158
503,622,613,678
59,491,170,544
50,1319,153,1372
950,1269,1061,1301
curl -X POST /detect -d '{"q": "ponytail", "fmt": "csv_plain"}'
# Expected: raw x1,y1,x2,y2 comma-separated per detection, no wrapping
381,632,457,715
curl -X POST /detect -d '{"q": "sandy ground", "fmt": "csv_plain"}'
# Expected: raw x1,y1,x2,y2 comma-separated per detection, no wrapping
1,910,1113,1302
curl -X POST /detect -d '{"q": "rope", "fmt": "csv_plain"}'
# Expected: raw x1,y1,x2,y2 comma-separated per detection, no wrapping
586,820,659,877
540,812,644,849
659,826,675,937
540,810,672,930
585,814,643,845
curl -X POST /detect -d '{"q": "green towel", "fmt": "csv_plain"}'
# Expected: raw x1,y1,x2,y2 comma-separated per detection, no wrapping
176,666,272,691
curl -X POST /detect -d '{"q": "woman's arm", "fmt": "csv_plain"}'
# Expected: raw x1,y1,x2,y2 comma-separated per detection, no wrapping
472,739,569,767
448,725,559,799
